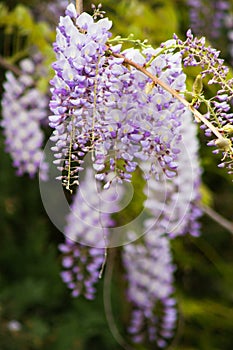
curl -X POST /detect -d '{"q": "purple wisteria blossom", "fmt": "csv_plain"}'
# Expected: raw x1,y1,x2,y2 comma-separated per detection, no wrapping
33,0,67,25
49,3,116,188
187,0,230,42
225,12,233,65
173,30,233,175
1,57,48,179
49,4,189,190
123,232,177,348
143,109,202,239
187,0,233,70
59,167,121,298
52,4,203,348
122,107,201,347
59,237,104,299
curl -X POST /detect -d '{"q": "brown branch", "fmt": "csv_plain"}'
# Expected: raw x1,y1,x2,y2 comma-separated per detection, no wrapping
0,55,22,76
76,0,83,14
110,50,224,141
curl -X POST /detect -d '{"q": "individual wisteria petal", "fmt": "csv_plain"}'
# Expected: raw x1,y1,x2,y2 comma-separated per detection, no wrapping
1,57,48,180
58,167,121,299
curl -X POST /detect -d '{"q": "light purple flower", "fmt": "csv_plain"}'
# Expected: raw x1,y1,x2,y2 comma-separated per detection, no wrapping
49,4,190,190
122,107,201,347
58,166,121,299
1,58,48,180
123,232,177,348
187,0,230,42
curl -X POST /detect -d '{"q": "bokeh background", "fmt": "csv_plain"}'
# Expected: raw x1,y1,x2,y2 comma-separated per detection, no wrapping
0,0,233,349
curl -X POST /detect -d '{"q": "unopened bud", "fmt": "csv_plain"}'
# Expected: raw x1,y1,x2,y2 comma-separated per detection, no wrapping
145,82,155,94
219,123,233,134
193,74,203,95
215,137,232,151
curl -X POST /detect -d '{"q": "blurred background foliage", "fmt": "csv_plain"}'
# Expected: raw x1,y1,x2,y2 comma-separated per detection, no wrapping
0,0,232,349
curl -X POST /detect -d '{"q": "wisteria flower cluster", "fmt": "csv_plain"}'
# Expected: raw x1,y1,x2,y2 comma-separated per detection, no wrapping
120,108,201,346
167,30,233,175
187,0,230,42
187,0,233,67
225,12,233,65
143,110,202,240
59,105,201,348
1,56,48,180
52,5,203,348
49,3,191,191
123,233,177,347
59,166,121,298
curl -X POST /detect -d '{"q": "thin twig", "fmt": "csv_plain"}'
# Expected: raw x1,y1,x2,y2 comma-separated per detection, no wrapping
76,0,83,14
110,50,224,141
201,204,233,234
0,55,22,76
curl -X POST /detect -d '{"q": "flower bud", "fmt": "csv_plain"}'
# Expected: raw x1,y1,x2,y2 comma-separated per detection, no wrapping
215,137,232,151
192,74,203,95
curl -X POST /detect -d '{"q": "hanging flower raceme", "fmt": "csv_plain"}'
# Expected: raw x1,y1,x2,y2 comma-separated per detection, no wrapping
187,0,230,43
122,107,201,347
49,4,190,191
225,12,233,65
170,30,233,176
1,57,48,180
49,3,117,189
58,167,120,299
123,233,177,348
143,109,202,239
59,237,104,299
51,4,203,348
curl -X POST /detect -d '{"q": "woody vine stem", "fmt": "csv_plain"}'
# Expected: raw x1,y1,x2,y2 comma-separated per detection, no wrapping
76,0,83,14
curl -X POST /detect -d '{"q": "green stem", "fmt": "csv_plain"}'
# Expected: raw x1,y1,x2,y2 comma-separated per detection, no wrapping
108,36,149,49
198,95,222,128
